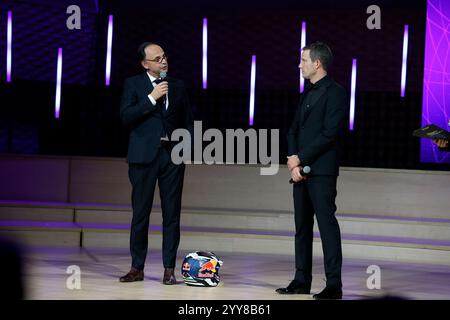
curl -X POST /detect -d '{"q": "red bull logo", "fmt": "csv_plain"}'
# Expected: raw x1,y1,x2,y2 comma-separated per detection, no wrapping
198,259,217,273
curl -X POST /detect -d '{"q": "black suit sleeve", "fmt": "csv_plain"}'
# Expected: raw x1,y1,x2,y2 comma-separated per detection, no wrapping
120,78,159,126
287,102,302,155
299,87,347,165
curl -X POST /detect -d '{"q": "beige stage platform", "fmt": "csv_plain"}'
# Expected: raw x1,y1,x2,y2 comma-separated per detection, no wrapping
21,246,450,300
1,154,450,300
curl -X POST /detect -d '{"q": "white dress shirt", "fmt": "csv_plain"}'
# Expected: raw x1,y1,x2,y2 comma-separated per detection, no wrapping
146,72,169,110
147,72,169,141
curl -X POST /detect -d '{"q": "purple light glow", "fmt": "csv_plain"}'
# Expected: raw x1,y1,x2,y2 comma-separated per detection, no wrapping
249,55,256,126
202,18,207,89
105,15,113,86
299,21,306,93
55,48,63,119
349,59,357,130
400,24,409,97
6,11,12,82
421,0,450,163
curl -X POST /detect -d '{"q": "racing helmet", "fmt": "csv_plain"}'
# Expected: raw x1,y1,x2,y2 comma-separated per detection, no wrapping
181,251,223,287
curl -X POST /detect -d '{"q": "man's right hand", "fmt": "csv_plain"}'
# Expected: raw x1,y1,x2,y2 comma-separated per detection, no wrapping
150,81,168,101
287,155,300,171
433,139,449,148
290,166,305,183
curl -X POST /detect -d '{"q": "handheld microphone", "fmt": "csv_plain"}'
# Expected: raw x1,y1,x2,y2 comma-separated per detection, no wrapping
289,166,311,184
158,71,167,106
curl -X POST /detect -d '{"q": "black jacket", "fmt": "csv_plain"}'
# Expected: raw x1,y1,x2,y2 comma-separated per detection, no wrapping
120,73,194,164
287,76,347,176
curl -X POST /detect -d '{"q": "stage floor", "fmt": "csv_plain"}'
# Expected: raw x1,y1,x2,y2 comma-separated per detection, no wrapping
21,246,450,300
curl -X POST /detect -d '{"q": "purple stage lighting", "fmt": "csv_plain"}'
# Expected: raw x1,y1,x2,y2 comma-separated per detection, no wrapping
401,24,409,97
299,21,306,93
6,11,12,82
249,55,256,126
105,15,113,86
55,48,63,119
202,17,207,89
349,59,357,130
421,0,450,163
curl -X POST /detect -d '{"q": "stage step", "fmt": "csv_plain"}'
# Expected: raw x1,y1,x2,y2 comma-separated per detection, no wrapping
0,201,75,222
1,218,450,265
2,200,450,241
0,221,81,247
2,201,450,265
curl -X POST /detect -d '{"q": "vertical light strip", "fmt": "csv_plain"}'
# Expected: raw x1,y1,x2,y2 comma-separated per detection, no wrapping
349,58,357,130
105,15,113,86
400,24,409,97
6,11,12,82
299,21,306,93
55,48,63,119
202,17,208,89
249,55,256,126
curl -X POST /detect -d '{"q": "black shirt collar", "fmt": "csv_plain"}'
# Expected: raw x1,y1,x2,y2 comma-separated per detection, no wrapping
308,74,330,90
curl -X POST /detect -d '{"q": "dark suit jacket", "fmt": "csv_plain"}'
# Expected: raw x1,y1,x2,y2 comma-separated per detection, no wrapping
120,73,194,164
287,76,347,176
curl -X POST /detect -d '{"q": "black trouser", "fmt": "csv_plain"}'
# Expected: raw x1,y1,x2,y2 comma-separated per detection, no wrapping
293,175,342,289
128,145,185,270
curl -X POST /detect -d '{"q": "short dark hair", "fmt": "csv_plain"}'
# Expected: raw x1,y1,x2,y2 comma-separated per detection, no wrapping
137,42,157,62
303,41,333,71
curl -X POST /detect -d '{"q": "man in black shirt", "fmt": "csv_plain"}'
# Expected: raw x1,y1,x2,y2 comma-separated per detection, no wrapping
276,42,347,300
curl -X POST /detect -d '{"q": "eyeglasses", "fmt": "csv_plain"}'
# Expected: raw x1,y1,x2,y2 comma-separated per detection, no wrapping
145,54,168,64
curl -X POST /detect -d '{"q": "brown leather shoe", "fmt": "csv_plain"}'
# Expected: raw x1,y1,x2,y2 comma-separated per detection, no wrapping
119,267,144,282
162,268,176,285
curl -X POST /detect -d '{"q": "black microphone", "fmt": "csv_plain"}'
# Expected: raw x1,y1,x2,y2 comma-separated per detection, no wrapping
155,71,168,106
289,166,311,184
160,71,167,105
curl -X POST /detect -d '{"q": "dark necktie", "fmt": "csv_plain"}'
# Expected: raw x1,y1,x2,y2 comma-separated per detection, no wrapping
153,78,166,110
153,78,168,139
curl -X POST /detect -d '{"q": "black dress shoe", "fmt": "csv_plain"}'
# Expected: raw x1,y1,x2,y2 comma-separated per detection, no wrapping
163,268,176,285
313,287,343,300
119,267,144,282
276,280,311,294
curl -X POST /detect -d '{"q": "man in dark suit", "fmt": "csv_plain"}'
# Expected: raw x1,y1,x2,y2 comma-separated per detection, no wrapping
276,42,347,299
119,42,193,285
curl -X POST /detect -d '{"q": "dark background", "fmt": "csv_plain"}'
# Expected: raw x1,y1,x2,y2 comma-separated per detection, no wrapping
0,0,446,170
